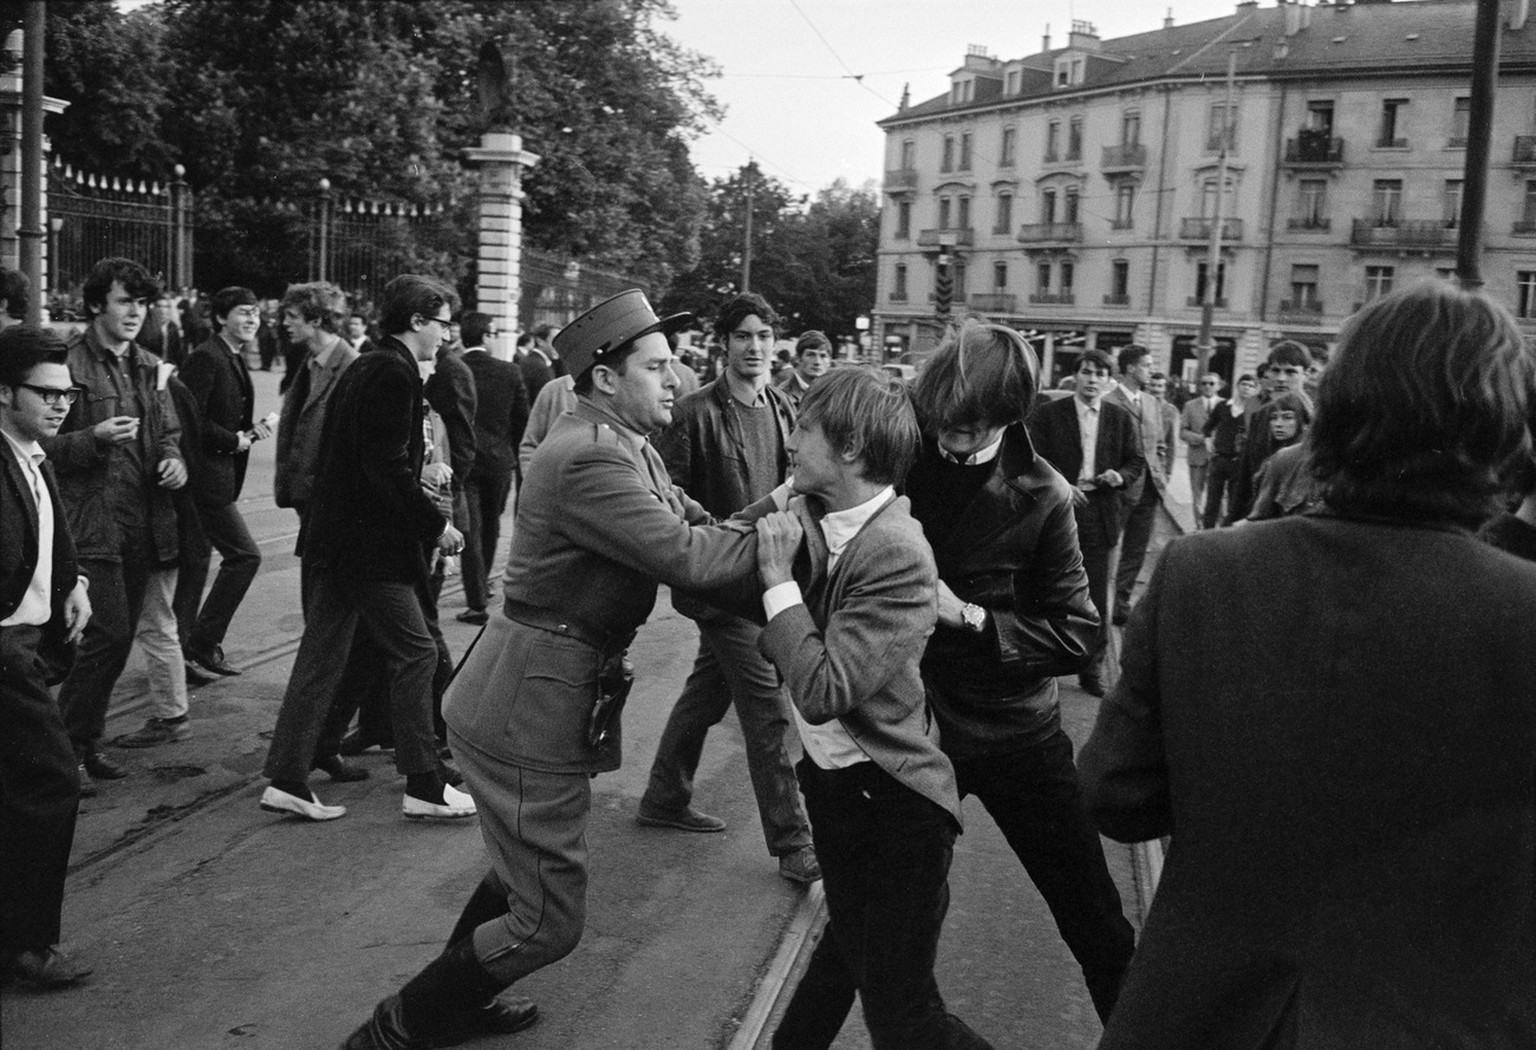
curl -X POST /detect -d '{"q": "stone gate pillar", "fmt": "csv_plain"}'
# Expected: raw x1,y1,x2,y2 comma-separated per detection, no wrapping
461,131,539,360
0,28,68,307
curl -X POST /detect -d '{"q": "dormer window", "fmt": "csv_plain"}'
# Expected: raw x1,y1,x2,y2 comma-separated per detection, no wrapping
1054,54,1085,89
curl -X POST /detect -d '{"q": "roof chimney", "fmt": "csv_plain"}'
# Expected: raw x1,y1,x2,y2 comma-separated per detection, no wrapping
1165,7,1175,28
1043,23,1052,52
899,83,910,111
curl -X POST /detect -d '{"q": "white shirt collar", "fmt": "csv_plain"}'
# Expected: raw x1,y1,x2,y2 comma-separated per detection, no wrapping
2,428,44,467
821,486,895,558
938,432,1003,466
1118,382,1141,403
463,345,488,354
1074,395,1102,416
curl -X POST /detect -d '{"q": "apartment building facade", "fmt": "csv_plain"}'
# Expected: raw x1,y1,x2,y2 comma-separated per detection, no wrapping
874,0,1536,385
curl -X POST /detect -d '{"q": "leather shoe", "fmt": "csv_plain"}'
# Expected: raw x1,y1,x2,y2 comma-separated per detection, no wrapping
431,995,540,1046
455,608,489,625
76,765,98,798
185,661,219,687
313,754,370,782
260,784,346,821
635,803,725,833
403,783,476,820
186,644,241,677
2,946,92,989
1078,674,1106,698
778,845,822,885
339,729,393,756
82,750,127,780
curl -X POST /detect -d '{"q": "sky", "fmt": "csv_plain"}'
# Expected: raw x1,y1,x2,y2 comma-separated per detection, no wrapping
665,0,1253,195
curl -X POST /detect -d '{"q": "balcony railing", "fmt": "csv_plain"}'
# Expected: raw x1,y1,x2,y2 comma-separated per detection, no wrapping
916,227,975,248
1186,296,1229,308
1277,299,1324,324
1179,217,1244,241
968,293,1017,313
1349,219,1454,249
1286,217,1331,231
1101,143,1146,171
1283,134,1344,165
1102,293,1131,306
1017,222,1083,244
883,168,919,192
1515,136,1536,166
1029,292,1076,305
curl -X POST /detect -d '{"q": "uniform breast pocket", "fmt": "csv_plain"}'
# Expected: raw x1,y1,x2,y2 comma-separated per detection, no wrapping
507,635,601,760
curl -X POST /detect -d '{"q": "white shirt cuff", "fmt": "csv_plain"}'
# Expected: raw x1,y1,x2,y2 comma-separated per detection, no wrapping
763,581,804,621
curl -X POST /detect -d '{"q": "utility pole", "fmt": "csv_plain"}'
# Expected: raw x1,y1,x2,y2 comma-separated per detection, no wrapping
1456,0,1502,289
19,1,45,322
741,160,755,293
1196,49,1236,379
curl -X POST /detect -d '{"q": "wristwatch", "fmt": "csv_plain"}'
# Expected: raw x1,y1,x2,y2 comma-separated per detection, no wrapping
960,602,987,634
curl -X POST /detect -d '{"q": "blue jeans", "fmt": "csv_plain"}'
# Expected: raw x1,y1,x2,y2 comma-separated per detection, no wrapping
641,613,810,856
773,759,992,1050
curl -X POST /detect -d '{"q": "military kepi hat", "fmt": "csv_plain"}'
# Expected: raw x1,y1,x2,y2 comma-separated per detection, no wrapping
553,290,691,379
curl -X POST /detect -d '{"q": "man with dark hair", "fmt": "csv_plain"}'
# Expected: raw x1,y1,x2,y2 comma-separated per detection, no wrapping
176,287,269,683
43,258,188,791
755,366,995,1049
1,325,94,989
259,274,467,823
519,322,561,402
340,290,767,1050
139,294,185,367
424,308,480,620
1027,348,1143,696
457,312,528,624
341,312,375,355
1104,344,1167,624
636,291,817,884
1229,340,1311,521
1180,373,1223,523
0,267,29,328
1201,373,1258,527
1081,280,1536,1050
908,321,1133,1022
775,329,832,409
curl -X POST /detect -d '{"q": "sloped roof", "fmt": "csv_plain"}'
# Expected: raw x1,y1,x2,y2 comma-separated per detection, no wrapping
880,0,1536,127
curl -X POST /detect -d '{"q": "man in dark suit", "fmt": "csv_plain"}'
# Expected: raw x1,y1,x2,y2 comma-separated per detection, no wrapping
1102,345,1166,624
754,366,993,1049
139,294,185,367
424,318,479,616
518,321,561,403
259,275,467,823
1081,282,1536,1049
1027,349,1143,695
177,287,270,679
456,312,528,624
0,325,94,989
1178,373,1221,523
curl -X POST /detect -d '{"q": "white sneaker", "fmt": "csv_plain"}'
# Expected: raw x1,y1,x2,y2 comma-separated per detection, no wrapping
402,782,477,820
260,785,346,821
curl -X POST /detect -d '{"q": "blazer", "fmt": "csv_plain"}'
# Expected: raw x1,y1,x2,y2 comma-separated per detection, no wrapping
462,348,529,482
656,377,795,518
1180,397,1218,468
519,348,559,404
303,337,444,583
179,335,255,506
1103,384,1167,500
1,445,79,656
1079,515,1536,1049
41,328,183,564
424,344,477,487
1026,394,1144,544
273,337,358,509
907,425,1099,757
757,493,961,827
445,398,759,775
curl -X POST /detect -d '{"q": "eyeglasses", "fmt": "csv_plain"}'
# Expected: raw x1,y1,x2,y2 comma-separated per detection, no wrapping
424,315,454,328
18,384,79,407
1200,381,1219,387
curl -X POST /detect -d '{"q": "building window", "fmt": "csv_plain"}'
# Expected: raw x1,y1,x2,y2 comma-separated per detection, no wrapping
959,132,973,171
1290,264,1320,307
1372,180,1403,226
1046,121,1061,162
1000,126,1016,167
1524,180,1536,224
900,140,915,170
1201,177,1236,218
957,196,971,231
938,196,952,229
1305,99,1334,134
1114,183,1136,228
1379,99,1408,147
993,261,1008,291
1121,110,1141,146
954,260,967,294
1207,102,1236,152
1067,117,1083,161
941,136,955,172
1064,187,1080,224
1365,265,1395,300
893,263,907,301
1451,97,1471,145
1041,189,1057,224
1060,261,1075,296
1444,180,1463,228
995,193,1013,234
1111,259,1130,299
1297,178,1327,227
1037,261,1053,292
895,201,911,240
1007,70,1021,95
1195,261,1227,303
1519,271,1536,318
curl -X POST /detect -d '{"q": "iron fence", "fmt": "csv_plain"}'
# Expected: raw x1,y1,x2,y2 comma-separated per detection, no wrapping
47,160,176,314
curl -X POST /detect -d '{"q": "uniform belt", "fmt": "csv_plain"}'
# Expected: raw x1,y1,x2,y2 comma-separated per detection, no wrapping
502,598,634,654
